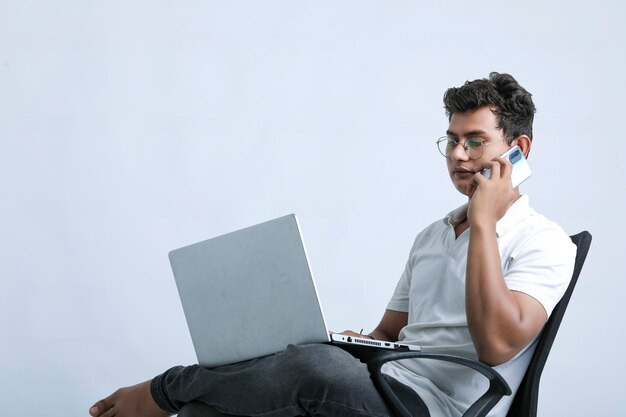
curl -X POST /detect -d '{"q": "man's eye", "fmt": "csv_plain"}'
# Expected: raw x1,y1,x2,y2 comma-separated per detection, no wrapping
466,139,483,149
446,138,458,147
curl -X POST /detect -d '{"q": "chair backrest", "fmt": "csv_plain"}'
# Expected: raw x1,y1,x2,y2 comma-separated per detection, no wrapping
505,231,592,417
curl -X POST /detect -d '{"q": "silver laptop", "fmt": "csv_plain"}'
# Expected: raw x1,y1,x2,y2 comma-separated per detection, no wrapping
169,214,419,368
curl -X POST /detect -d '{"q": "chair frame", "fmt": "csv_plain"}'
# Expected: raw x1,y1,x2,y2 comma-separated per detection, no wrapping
365,231,592,417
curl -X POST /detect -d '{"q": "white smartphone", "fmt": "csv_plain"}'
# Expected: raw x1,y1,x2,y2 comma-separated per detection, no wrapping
483,145,532,188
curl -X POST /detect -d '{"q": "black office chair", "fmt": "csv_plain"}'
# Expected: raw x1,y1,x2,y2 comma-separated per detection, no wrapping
365,231,592,417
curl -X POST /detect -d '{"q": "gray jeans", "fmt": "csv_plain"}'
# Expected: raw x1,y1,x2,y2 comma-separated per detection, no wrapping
150,344,429,417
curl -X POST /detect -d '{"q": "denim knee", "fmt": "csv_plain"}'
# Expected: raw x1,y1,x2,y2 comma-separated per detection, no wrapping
282,344,370,391
282,344,363,374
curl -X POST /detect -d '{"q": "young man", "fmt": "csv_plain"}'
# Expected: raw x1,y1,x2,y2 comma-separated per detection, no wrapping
89,73,575,417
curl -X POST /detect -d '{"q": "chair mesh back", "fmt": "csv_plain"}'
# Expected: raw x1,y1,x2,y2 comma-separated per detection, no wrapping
506,231,592,417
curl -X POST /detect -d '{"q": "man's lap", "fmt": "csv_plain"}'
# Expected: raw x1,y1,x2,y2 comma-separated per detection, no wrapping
168,344,429,417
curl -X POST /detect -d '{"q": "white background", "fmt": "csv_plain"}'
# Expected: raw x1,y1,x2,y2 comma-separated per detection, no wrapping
1,1,624,416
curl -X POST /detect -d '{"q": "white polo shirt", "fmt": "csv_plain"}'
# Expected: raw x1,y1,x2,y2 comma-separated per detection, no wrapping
382,195,576,417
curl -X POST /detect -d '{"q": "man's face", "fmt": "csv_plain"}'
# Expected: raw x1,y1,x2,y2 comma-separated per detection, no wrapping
445,106,512,197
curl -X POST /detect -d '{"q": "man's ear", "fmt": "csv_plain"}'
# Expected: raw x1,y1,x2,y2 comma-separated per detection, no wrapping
514,135,532,158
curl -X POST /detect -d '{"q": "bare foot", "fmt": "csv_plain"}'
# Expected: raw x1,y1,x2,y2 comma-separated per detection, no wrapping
89,380,173,417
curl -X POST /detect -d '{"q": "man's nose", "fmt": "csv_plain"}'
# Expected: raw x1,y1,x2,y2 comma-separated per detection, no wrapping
450,143,469,161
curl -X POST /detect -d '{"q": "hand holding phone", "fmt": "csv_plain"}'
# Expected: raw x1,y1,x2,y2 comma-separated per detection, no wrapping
483,145,532,188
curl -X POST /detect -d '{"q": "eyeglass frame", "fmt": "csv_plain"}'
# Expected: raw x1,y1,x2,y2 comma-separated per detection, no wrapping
436,136,509,160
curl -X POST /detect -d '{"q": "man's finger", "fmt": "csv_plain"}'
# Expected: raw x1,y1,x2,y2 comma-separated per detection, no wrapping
495,156,513,179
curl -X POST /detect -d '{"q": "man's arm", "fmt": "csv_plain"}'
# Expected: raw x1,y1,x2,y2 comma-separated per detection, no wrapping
339,309,408,341
466,223,547,365
370,309,408,341
466,157,547,366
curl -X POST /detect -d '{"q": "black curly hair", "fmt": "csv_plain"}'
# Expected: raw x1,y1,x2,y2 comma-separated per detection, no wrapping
443,72,536,143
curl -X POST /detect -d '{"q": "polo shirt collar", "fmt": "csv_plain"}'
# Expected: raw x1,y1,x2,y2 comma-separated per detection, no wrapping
444,202,469,229
443,194,532,238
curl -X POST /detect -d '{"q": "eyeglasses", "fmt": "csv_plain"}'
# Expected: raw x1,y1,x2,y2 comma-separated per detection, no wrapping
436,136,506,160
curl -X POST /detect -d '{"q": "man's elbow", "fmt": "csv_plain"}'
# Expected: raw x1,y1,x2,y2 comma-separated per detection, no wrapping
475,340,520,366
472,318,545,366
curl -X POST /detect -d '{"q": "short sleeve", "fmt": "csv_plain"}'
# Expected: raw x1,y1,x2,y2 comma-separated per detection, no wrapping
386,238,419,312
504,226,576,317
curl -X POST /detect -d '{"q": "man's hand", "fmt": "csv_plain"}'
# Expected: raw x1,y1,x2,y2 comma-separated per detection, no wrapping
330,310,409,342
330,310,408,343
332,330,374,339
467,156,519,227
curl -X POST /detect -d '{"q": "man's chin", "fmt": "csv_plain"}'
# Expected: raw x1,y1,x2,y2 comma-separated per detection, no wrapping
452,180,473,198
